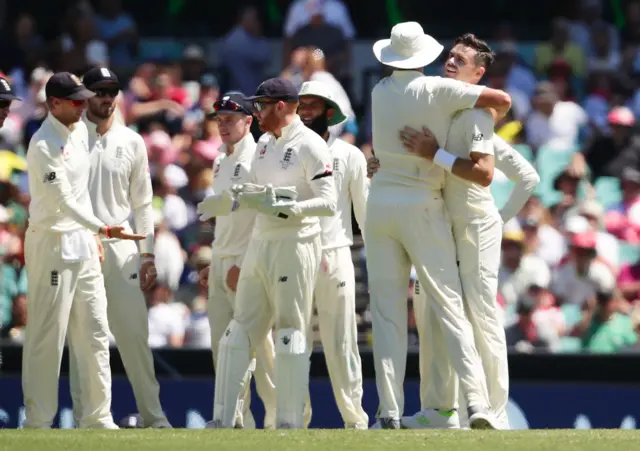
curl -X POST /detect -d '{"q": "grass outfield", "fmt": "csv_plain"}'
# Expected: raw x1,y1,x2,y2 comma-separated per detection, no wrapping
2,430,640,451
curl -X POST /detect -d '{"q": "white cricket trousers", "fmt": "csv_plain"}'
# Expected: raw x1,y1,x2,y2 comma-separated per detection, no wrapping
314,246,368,428
364,195,490,420
22,226,114,429
69,238,167,428
416,212,509,428
208,254,277,428
213,235,321,429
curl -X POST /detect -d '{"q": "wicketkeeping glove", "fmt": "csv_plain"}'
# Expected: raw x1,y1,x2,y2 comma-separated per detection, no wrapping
197,191,234,221
251,185,301,219
234,183,298,212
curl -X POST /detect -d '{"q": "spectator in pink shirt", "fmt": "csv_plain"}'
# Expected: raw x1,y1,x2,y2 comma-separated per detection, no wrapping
618,260,640,303
605,168,640,243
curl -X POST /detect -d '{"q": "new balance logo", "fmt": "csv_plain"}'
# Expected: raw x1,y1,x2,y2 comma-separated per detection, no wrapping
282,336,290,345
51,270,59,286
43,172,56,183
130,273,138,280
278,276,288,282
337,281,346,288
472,133,483,141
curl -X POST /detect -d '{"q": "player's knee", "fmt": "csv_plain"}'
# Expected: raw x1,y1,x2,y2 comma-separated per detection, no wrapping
275,329,307,355
219,320,250,351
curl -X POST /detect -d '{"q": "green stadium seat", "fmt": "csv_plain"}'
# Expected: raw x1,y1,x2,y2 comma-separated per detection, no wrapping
491,179,515,210
593,177,622,210
559,336,583,353
619,241,640,265
561,304,582,327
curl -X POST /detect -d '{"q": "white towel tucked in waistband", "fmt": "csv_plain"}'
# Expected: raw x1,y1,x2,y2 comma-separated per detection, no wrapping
60,229,94,262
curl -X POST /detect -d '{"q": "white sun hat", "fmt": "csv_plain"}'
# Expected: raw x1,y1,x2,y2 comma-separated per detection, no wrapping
373,22,444,69
298,81,347,126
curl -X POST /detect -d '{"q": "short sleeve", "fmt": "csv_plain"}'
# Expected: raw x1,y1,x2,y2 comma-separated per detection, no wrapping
464,110,495,156
432,77,485,116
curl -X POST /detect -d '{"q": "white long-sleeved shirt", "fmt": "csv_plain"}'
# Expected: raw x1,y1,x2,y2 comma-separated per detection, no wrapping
250,116,336,240
83,114,155,254
27,114,105,233
320,135,369,250
492,136,539,222
442,111,539,221
370,72,484,203
211,133,257,264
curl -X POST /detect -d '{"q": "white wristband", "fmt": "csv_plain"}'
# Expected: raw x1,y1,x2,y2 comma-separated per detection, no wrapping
433,148,457,173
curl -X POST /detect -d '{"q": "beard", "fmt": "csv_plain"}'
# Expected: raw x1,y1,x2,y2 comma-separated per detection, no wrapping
89,102,115,119
303,112,329,137
258,109,279,132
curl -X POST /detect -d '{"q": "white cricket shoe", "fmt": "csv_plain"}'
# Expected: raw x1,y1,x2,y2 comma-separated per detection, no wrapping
401,409,460,429
468,406,497,430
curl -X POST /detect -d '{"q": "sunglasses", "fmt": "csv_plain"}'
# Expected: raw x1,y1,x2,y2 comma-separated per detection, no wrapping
213,99,248,114
253,100,278,112
53,97,85,107
0,100,11,109
94,88,119,98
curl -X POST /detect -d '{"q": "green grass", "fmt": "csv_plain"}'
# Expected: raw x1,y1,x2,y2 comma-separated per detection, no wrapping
2,430,640,451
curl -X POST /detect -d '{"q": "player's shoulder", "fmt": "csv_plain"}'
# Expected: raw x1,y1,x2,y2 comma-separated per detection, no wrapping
458,108,494,127
335,138,366,163
115,123,146,147
299,127,330,152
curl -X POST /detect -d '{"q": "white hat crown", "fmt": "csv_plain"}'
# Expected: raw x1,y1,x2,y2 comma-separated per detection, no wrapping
390,22,428,57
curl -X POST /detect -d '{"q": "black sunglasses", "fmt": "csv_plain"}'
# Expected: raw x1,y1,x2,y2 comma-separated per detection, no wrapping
253,100,278,112
93,88,119,98
214,99,249,114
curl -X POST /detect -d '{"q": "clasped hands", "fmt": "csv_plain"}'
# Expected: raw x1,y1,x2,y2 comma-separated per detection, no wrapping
197,183,299,222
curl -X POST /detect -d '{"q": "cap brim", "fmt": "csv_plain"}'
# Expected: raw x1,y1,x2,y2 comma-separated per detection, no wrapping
0,93,20,101
244,95,268,101
68,88,96,100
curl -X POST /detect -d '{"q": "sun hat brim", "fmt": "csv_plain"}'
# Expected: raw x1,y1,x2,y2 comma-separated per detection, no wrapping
373,34,444,69
299,92,347,126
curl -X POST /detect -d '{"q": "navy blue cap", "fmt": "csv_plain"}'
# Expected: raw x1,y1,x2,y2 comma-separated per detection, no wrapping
82,67,120,89
0,77,20,101
207,93,254,118
45,72,95,100
246,77,299,102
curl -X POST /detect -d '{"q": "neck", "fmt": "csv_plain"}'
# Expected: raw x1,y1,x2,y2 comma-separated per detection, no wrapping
273,113,297,138
322,130,330,141
53,113,75,130
87,110,115,135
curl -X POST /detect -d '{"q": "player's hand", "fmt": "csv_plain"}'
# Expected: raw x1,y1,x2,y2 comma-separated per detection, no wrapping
139,259,158,292
199,265,210,289
253,185,300,218
104,226,146,241
366,155,380,179
399,126,439,160
226,265,241,292
94,235,104,264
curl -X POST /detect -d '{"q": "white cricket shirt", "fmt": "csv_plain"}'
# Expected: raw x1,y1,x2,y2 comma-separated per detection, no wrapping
320,135,369,250
83,115,155,254
210,133,257,264
250,116,336,240
442,109,497,219
369,72,484,202
27,114,105,233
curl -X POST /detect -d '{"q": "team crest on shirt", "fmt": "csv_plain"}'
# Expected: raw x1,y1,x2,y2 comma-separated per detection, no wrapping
280,148,294,169
115,146,123,159
258,144,267,159
230,163,242,182
332,158,340,172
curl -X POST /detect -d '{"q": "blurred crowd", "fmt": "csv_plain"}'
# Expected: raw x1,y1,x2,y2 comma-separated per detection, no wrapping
2,0,640,354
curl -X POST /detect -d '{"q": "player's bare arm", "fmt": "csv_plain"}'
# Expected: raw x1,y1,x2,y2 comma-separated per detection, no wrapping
474,88,511,120
399,125,494,187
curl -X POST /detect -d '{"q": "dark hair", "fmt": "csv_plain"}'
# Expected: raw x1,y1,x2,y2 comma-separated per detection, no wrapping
453,33,495,68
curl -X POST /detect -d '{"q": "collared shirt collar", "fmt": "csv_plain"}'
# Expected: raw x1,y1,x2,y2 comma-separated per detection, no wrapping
47,112,78,138
82,112,116,137
273,115,303,141
327,132,338,148
225,133,255,159
390,70,425,82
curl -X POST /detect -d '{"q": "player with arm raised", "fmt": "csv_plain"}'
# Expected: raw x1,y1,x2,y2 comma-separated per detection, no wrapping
366,22,511,429
66,67,171,429
22,72,143,429
298,81,369,429
198,78,336,429
198,93,277,429
396,34,539,430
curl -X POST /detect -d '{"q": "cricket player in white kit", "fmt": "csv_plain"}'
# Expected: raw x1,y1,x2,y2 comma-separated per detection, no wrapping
66,67,171,429
297,81,369,429
0,76,19,127
398,34,539,430
23,72,144,429
366,22,512,429
198,93,276,429
198,78,336,429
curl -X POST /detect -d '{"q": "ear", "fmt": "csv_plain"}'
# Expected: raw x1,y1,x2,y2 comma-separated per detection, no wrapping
327,108,335,121
476,66,486,79
246,115,253,126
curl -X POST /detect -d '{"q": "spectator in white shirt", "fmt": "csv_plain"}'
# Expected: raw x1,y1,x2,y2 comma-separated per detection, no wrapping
152,208,186,291
147,284,186,348
525,81,587,151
